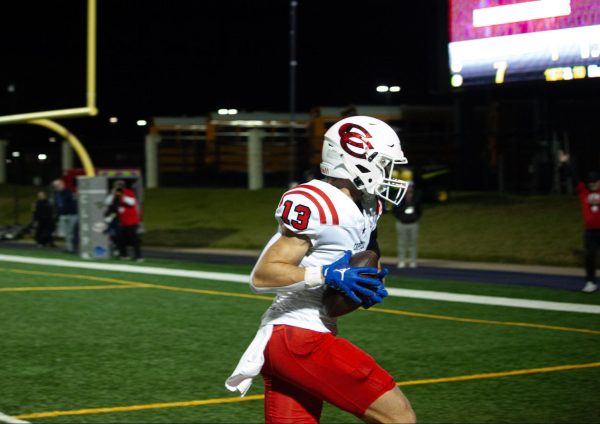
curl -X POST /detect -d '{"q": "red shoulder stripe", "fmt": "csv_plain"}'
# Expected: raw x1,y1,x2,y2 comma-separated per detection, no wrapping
297,184,340,225
284,190,327,224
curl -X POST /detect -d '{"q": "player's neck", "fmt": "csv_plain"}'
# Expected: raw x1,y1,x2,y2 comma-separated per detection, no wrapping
326,177,362,202
339,187,354,200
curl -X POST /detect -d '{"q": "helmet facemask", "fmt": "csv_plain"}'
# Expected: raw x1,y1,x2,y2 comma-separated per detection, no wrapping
343,150,409,206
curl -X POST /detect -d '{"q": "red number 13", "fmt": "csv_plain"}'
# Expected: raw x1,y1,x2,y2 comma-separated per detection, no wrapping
281,200,311,230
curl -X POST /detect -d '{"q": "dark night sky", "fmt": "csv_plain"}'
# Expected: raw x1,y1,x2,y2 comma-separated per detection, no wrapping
0,1,448,123
2,1,599,187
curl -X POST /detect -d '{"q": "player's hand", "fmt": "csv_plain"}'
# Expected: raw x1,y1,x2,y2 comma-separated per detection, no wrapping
360,270,389,309
322,251,387,305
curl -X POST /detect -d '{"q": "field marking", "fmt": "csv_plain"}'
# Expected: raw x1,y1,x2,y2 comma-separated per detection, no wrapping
387,287,600,314
0,412,30,424
399,361,600,387
1,267,598,335
14,361,600,420
0,268,272,301
369,308,600,335
0,254,249,282
1,253,599,314
0,285,141,292
14,395,265,420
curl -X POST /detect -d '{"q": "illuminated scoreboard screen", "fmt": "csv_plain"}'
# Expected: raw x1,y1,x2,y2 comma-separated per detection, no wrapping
448,0,600,87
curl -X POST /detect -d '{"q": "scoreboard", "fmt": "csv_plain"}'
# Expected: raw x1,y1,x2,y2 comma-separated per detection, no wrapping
448,0,600,87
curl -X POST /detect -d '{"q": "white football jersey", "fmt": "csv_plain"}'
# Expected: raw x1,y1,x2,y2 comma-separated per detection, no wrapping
253,179,382,334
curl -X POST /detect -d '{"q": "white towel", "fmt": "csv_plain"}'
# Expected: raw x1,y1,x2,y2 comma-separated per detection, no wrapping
225,325,273,396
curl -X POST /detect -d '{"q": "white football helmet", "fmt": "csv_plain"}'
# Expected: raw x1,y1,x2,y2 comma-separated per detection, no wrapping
320,116,409,205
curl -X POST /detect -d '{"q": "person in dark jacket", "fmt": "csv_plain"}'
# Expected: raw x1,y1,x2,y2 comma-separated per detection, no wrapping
393,180,422,268
32,191,56,247
577,170,600,292
52,179,79,253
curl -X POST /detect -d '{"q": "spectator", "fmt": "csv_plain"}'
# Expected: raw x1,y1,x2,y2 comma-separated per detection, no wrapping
52,179,78,253
103,192,120,258
32,191,56,247
577,171,600,293
392,177,422,268
104,180,143,261
557,148,574,194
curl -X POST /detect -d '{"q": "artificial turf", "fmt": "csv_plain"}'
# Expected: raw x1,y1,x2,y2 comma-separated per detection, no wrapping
0,253,599,423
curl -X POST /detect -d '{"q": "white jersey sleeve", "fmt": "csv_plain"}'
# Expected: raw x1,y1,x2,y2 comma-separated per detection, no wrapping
275,184,340,243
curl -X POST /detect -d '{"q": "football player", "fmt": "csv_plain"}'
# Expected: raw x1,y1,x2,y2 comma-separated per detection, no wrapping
226,116,416,423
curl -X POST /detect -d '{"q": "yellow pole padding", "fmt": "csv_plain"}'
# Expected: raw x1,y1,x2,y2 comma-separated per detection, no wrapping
87,0,97,114
28,119,95,176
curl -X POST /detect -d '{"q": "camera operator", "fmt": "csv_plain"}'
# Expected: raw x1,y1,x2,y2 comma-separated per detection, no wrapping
104,180,143,261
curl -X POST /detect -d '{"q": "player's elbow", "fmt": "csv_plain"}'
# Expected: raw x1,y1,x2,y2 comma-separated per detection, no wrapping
250,278,269,294
250,269,270,291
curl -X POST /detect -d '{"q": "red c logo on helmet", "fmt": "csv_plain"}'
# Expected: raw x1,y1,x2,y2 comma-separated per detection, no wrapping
338,123,373,159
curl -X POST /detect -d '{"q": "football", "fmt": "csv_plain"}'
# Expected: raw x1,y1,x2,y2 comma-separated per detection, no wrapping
322,250,380,317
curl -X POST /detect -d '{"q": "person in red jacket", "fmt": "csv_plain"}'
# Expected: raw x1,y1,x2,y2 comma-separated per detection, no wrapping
576,171,600,292
105,180,143,262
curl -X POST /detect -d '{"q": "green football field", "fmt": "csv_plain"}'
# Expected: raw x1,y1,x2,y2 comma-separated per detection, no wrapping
0,251,599,423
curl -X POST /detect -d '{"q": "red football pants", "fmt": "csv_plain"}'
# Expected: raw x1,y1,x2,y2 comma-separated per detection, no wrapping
261,325,396,423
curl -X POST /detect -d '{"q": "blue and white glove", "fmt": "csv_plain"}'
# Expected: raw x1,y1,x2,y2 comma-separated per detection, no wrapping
361,270,389,309
322,251,389,307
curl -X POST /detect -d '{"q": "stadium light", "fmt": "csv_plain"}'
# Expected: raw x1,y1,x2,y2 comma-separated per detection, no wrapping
218,109,239,115
136,119,147,126
37,153,48,161
451,74,464,87
11,151,20,158
389,86,401,92
376,85,389,92
109,117,119,124
49,137,57,143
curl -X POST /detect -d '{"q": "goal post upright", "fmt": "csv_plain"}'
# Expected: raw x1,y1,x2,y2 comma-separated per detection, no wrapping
0,0,98,176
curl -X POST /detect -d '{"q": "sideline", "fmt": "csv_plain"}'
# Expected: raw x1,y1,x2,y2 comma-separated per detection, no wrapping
386,287,600,314
0,254,249,283
1,254,599,314
2,267,598,335
13,361,600,421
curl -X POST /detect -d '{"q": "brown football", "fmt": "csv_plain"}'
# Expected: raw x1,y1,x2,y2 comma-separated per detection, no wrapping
322,250,380,317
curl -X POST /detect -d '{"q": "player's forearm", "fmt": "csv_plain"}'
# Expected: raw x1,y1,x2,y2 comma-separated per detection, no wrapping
253,262,300,286
250,230,320,293
252,261,319,287
251,262,323,293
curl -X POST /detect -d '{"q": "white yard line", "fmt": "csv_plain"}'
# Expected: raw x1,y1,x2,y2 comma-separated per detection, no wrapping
386,288,600,314
0,254,248,283
1,254,599,314
0,412,30,424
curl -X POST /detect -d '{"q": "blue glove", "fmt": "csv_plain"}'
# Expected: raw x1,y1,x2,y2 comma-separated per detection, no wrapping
322,251,388,306
361,270,389,309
